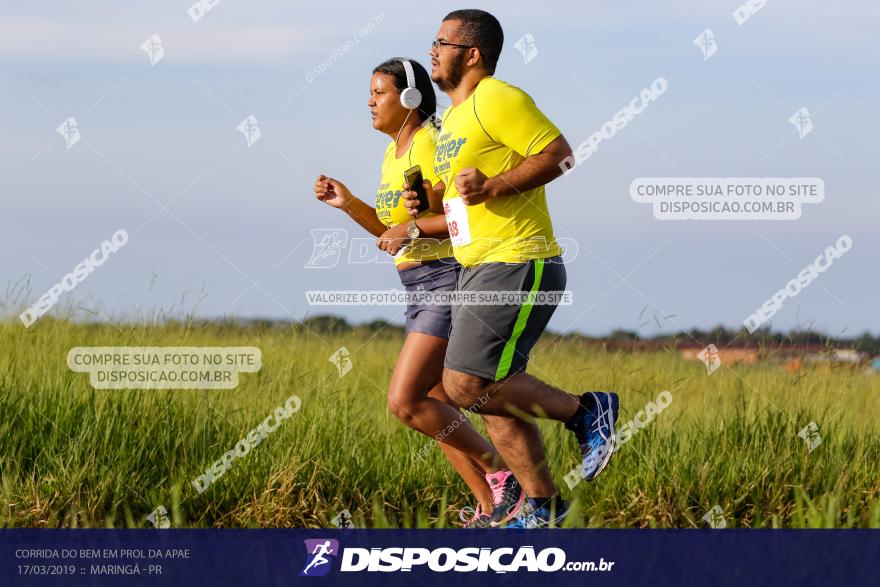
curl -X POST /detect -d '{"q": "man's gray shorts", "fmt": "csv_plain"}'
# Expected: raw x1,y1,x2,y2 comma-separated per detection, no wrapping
445,256,566,381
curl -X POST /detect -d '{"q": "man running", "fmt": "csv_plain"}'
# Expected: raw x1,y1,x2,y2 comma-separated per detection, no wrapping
407,9,620,527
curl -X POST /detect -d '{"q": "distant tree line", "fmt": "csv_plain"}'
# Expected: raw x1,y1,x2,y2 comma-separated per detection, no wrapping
247,315,879,356
572,326,880,355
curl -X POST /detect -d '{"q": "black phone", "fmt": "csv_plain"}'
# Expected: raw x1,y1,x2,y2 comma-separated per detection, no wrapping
404,165,430,215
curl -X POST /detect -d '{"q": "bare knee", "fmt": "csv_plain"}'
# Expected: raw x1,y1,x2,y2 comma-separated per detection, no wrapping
387,387,417,426
442,368,492,410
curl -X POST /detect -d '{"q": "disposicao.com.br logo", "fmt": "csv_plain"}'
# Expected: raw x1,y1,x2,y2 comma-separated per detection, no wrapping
300,541,613,575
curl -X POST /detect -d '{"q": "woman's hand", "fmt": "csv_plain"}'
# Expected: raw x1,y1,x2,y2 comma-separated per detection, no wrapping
403,179,445,218
314,175,354,209
376,222,410,255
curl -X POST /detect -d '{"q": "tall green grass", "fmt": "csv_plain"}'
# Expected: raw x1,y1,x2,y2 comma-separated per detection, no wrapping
1,319,878,528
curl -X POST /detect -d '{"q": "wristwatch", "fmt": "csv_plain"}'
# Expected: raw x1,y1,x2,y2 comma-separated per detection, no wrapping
406,220,420,240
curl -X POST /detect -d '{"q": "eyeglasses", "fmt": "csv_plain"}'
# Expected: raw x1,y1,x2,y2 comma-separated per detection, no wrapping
431,39,473,50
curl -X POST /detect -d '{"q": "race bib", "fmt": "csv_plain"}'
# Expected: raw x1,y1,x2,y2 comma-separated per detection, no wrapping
443,197,472,246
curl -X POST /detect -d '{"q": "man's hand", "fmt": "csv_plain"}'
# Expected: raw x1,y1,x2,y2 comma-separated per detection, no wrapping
376,222,410,255
453,168,495,205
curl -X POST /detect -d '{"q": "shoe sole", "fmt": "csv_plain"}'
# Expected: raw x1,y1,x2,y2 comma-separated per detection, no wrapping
584,433,615,481
513,506,571,529
489,490,526,528
584,393,618,482
463,518,493,529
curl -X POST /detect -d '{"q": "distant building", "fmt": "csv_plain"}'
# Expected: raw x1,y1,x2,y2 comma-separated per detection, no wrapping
678,344,869,369
679,347,758,365
832,349,868,364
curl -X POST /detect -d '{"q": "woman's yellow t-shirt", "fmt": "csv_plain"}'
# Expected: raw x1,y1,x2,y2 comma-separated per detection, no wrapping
374,123,454,266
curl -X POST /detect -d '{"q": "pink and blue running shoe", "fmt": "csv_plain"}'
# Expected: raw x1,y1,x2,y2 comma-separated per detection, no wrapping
460,505,492,529
486,471,526,527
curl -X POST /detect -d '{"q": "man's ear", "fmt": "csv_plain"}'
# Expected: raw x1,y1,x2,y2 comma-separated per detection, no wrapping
466,47,482,69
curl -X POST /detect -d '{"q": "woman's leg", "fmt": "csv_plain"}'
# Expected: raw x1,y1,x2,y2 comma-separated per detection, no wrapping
388,332,503,511
426,382,494,513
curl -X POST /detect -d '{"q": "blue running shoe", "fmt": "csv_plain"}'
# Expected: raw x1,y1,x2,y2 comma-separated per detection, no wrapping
568,392,619,481
506,499,571,529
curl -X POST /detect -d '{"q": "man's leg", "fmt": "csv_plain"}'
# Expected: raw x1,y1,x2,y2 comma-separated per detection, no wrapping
443,257,620,524
480,413,555,498
446,370,577,420
444,366,618,487
442,367,576,497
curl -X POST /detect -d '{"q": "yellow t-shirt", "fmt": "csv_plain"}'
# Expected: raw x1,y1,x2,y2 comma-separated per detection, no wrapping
435,76,562,267
375,123,454,266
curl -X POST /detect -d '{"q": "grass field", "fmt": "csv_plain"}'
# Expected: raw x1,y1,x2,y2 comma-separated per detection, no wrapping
2,318,879,528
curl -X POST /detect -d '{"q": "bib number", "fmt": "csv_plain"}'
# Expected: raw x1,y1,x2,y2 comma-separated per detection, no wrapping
443,197,472,246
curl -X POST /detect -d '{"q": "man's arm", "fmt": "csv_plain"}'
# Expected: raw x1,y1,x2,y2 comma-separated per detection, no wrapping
487,135,572,197
454,136,573,205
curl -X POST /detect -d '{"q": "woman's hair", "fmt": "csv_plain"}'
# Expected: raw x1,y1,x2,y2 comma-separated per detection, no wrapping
372,58,438,128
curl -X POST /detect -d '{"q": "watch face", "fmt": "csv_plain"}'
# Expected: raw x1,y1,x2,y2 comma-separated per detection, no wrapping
407,223,419,239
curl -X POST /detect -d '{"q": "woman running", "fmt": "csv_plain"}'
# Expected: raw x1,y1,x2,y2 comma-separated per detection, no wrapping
313,58,524,527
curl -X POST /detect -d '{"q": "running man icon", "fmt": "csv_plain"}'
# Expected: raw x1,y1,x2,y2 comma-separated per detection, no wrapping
299,539,339,577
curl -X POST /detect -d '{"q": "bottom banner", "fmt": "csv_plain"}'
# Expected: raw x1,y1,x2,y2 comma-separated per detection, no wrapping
3,529,879,586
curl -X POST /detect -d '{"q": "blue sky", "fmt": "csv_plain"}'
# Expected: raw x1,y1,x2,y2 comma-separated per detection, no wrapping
2,0,877,337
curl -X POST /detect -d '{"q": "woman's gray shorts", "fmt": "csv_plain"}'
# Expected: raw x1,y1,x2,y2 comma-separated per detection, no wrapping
398,259,461,340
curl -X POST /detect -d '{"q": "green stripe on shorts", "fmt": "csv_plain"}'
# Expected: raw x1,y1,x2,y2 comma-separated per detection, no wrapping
494,259,545,381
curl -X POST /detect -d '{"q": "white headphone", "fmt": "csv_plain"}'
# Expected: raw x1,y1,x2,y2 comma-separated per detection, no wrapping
399,59,422,110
